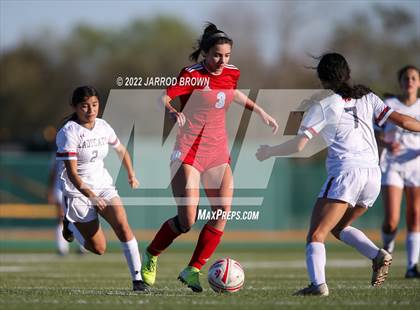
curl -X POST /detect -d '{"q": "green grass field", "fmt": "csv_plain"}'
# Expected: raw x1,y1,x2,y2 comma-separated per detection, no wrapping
1,243,419,309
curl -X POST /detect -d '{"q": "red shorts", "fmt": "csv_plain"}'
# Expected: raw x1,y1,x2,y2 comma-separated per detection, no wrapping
171,144,230,173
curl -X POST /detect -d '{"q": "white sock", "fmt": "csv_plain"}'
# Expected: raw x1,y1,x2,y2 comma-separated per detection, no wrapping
306,242,326,285
382,230,397,253
406,232,420,269
56,223,69,255
121,237,142,281
339,226,379,260
68,222,86,246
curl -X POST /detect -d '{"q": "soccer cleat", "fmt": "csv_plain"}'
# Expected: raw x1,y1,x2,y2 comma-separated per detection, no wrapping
62,218,74,243
371,248,392,287
141,251,158,286
178,266,203,293
293,283,329,296
405,265,420,279
132,280,151,293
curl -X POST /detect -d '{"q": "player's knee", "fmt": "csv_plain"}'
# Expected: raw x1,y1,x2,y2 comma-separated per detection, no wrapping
307,231,326,243
173,216,193,233
89,242,106,255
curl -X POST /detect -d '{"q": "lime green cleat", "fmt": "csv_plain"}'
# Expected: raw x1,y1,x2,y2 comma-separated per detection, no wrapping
178,266,203,292
141,251,158,286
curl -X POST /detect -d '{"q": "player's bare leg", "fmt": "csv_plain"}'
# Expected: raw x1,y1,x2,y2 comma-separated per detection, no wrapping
381,185,403,253
74,219,106,255
294,198,348,296
179,164,233,292
98,198,149,292
202,163,233,231
142,163,200,287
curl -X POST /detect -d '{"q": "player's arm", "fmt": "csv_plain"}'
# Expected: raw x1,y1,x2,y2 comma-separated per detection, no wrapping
161,93,186,127
256,102,325,161
163,68,194,127
233,90,279,133
387,111,420,132
63,160,107,210
256,135,309,161
114,143,139,189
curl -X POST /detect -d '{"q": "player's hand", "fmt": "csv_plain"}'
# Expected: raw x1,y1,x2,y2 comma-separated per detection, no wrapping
128,175,140,189
91,196,107,211
256,145,273,161
389,142,401,155
170,111,186,127
259,111,279,134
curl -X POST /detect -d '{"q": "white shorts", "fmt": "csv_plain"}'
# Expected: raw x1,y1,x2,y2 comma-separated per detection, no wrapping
63,188,119,223
381,158,420,188
319,167,381,208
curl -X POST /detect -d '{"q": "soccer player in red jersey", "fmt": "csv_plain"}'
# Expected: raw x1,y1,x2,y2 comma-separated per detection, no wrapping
141,23,278,292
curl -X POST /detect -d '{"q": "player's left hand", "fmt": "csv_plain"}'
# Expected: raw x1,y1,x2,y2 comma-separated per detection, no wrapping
259,111,279,134
128,175,140,189
256,145,272,161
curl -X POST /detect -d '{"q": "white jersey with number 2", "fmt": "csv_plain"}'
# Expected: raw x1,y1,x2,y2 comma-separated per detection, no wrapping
56,118,120,197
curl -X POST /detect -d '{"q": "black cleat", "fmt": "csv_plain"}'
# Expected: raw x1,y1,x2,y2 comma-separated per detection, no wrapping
62,218,74,243
405,265,420,279
133,280,151,293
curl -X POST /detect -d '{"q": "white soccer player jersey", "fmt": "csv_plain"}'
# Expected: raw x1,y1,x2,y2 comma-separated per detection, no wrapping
299,93,393,175
380,97,420,165
56,118,120,197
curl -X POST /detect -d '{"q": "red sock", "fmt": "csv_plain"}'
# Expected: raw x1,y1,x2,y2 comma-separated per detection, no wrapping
147,219,181,256
189,224,223,270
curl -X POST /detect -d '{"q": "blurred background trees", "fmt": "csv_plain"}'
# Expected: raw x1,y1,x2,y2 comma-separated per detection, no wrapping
0,3,418,151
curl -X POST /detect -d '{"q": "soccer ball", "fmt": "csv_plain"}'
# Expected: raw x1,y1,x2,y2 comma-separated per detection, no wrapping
207,258,244,293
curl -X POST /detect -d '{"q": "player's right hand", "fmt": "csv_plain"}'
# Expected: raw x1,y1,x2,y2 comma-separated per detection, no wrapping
389,142,401,155
91,196,107,211
256,145,272,161
129,175,140,189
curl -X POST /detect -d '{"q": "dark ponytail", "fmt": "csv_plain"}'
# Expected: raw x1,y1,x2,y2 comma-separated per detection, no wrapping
189,22,233,62
60,86,99,127
316,53,371,99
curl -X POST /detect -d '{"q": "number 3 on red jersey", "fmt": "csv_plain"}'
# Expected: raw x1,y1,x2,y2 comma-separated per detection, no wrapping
215,91,226,109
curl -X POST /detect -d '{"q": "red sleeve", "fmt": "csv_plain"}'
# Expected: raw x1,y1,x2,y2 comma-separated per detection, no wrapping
234,69,241,89
166,68,194,99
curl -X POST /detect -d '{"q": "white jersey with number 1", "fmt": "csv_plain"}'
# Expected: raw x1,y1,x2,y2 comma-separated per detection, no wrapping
56,118,120,197
299,92,393,176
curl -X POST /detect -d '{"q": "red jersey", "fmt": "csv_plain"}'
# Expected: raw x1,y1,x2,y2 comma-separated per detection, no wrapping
166,62,240,160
